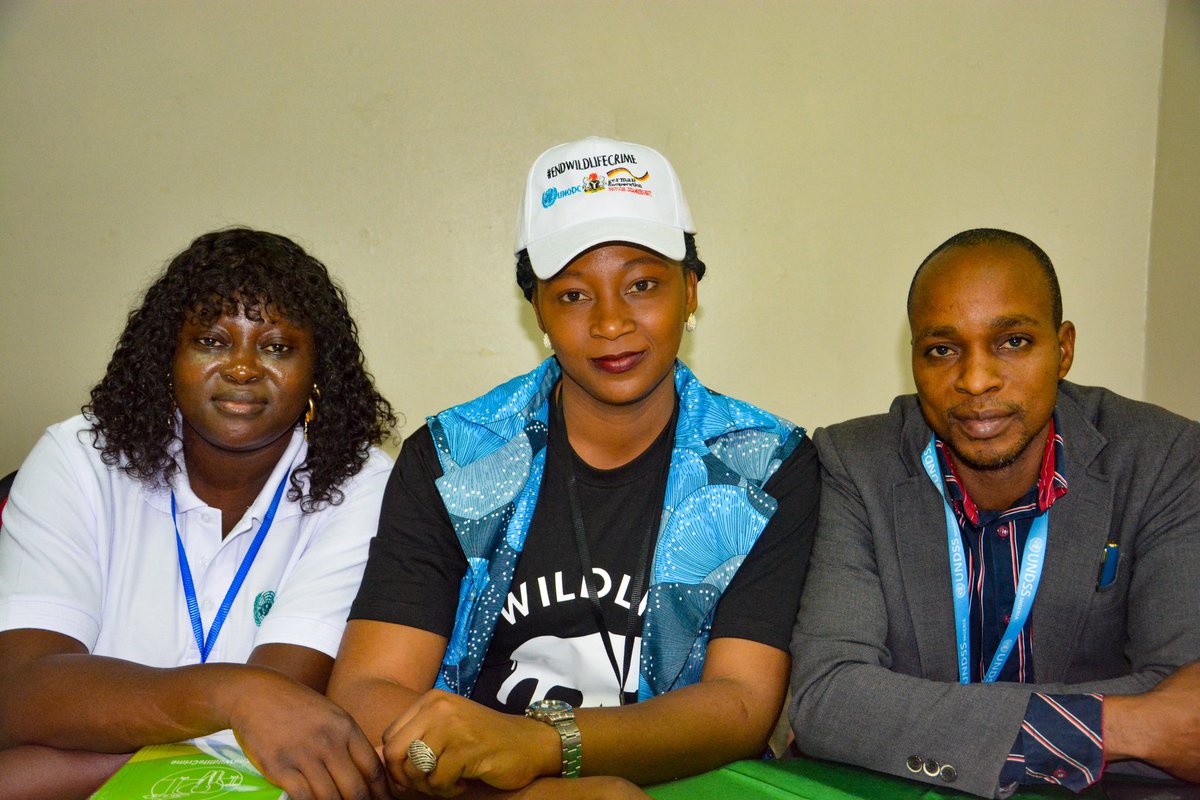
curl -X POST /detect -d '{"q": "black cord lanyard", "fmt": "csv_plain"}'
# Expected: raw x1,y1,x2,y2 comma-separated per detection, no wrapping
554,392,675,705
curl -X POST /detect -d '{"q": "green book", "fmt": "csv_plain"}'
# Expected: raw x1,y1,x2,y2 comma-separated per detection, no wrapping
90,731,286,799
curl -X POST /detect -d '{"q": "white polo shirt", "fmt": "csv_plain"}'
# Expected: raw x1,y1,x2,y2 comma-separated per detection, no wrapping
0,415,392,666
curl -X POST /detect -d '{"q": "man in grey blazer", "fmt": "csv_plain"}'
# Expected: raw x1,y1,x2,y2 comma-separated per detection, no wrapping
790,228,1200,798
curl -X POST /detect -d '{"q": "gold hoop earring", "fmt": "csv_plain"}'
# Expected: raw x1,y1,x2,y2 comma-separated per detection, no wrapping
304,384,319,440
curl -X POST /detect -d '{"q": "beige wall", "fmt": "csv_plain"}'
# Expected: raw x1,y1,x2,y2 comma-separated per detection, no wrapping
1146,0,1200,420
0,1,1175,472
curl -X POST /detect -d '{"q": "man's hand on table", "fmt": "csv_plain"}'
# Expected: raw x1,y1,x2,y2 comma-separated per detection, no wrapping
1104,660,1200,783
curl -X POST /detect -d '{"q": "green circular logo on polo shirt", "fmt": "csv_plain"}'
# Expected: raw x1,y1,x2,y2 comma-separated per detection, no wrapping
253,590,276,626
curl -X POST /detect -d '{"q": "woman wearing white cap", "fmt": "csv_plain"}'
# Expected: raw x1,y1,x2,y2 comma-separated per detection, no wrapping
331,137,819,797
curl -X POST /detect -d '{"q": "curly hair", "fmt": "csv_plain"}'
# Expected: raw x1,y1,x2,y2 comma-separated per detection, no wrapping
84,228,396,511
515,232,707,301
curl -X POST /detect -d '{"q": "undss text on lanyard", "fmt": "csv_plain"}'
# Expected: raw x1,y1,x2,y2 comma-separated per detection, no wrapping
170,472,290,663
920,436,1048,684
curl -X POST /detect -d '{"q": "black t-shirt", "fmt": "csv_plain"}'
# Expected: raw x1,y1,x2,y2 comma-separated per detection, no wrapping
351,394,820,713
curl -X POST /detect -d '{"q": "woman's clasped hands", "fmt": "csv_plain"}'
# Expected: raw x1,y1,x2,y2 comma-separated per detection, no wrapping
377,690,647,799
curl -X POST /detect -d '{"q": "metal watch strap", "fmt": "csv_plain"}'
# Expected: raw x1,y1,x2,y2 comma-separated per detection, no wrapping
527,704,582,778
551,715,582,778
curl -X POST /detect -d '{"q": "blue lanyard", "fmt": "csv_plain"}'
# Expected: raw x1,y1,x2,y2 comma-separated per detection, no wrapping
920,436,1048,683
170,472,290,663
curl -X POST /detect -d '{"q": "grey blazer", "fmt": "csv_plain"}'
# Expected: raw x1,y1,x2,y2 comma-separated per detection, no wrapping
789,382,1200,798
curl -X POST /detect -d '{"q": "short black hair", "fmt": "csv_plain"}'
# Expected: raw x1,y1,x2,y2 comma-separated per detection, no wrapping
907,228,1063,327
84,228,396,511
515,232,707,301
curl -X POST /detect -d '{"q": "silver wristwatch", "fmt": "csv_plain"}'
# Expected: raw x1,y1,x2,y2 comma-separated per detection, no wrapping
525,698,582,778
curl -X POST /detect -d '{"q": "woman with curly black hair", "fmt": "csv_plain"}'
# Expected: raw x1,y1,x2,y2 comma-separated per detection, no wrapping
0,228,395,800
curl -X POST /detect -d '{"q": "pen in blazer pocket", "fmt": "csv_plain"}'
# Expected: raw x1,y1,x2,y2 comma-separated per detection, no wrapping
1096,542,1119,589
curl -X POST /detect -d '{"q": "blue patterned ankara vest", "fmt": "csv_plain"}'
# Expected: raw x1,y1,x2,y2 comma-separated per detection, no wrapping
428,358,803,702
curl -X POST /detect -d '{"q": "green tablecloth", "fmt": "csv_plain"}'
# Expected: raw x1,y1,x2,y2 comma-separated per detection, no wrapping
646,757,1106,800
94,741,1187,800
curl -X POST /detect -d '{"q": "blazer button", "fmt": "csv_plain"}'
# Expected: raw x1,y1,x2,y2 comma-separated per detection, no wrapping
922,759,942,778
906,755,924,773
939,764,958,783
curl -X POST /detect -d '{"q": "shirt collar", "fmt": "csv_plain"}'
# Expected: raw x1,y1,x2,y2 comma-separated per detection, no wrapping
935,413,1068,526
162,425,307,529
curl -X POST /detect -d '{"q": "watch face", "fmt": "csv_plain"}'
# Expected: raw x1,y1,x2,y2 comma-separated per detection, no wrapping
529,698,572,714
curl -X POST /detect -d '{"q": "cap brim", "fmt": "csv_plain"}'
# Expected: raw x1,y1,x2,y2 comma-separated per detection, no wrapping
527,217,687,280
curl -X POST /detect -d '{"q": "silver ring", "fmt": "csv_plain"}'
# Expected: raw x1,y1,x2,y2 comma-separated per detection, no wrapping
407,738,437,774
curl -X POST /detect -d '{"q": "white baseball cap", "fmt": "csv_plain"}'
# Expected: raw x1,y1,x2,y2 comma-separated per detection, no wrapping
515,136,695,279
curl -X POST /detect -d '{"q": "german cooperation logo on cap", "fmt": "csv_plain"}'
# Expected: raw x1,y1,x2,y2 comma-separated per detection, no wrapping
516,136,695,280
